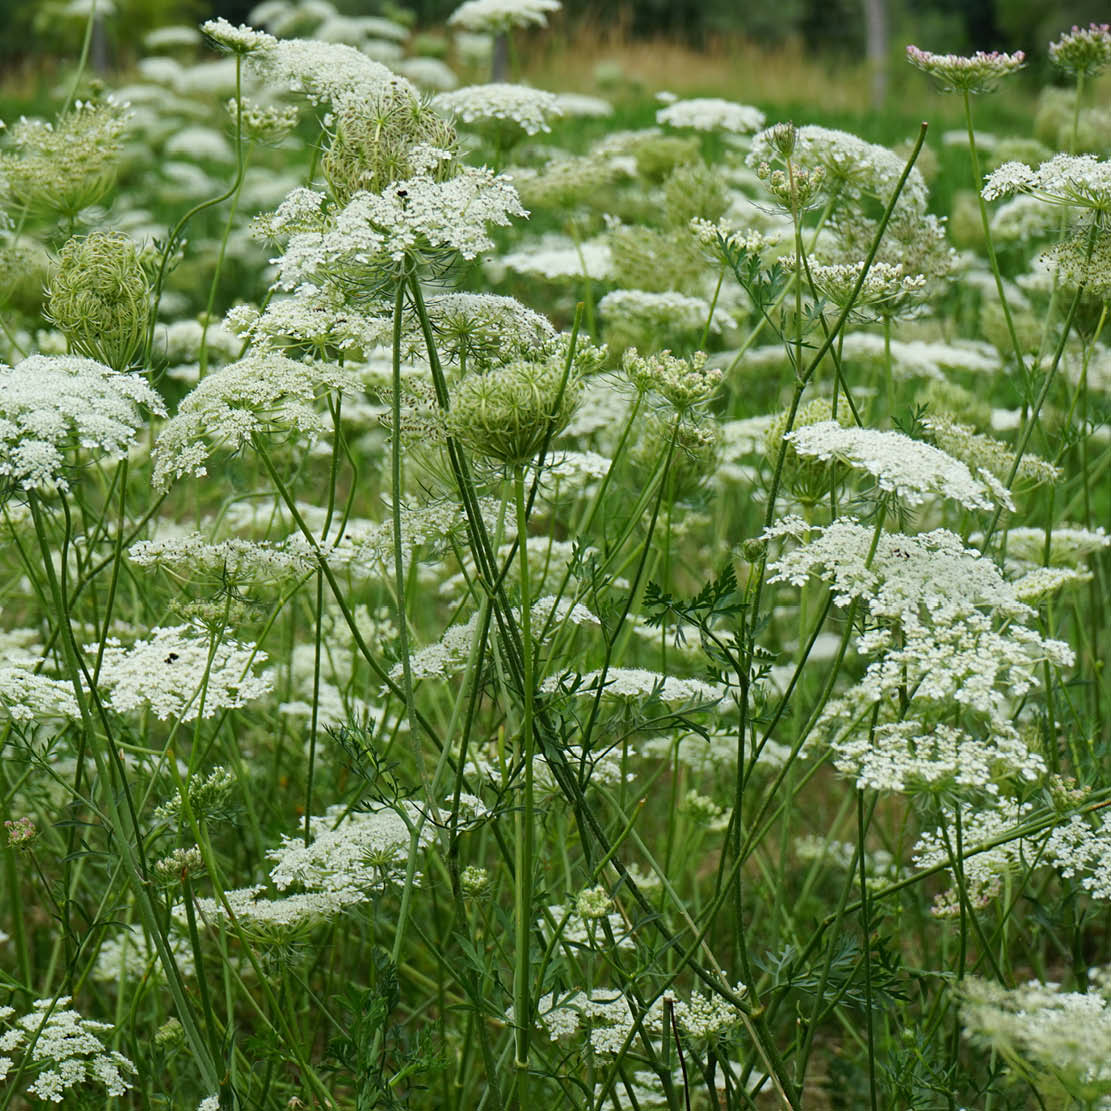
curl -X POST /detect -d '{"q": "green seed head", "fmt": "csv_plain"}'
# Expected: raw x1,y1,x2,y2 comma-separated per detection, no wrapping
0,99,128,220
323,80,457,206
446,354,582,466
46,232,151,371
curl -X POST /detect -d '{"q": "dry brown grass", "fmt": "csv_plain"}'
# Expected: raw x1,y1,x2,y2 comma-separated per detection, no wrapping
524,25,875,111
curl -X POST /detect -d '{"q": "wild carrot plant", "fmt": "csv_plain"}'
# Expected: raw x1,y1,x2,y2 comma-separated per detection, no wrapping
0,3,1109,1109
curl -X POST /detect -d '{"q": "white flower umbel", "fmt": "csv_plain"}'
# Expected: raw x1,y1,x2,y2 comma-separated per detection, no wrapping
599,289,733,338
553,92,613,118
983,154,1111,214
824,613,1072,725
129,533,316,587
192,884,365,932
913,798,1033,913
0,356,165,493
93,625,271,722
995,525,1111,567
835,333,999,381
447,0,561,33
767,521,1033,626
783,421,1015,511
924,415,1060,487
246,30,405,112
0,997,135,1102
419,292,555,367
542,899,635,952
748,124,929,216
394,596,599,682
787,259,927,317
273,169,526,290
151,353,360,488
656,97,764,134
961,970,1111,1102
905,45,1025,94
1049,22,1111,79
433,83,561,136
1044,811,1111,902
531,980,746,1054
226,285,391,358
0,666,79,723
500,236,613,281
832,719,1044,795
268,801,434,898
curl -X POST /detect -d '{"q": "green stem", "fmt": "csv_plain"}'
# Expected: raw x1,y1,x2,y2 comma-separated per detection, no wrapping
963,89,1028,377
61,0,96,116
26,493,220,1091
512,462,535,1109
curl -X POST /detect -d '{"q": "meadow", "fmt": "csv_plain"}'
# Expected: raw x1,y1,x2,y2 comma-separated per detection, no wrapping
0,1,1109,1107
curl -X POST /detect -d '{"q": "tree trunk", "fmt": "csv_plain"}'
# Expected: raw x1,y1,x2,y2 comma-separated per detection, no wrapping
492,31,509,82
865,0,887,111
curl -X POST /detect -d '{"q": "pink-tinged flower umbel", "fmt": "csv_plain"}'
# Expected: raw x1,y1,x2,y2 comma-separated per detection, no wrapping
1049,23,1111,79
906,45,1026,94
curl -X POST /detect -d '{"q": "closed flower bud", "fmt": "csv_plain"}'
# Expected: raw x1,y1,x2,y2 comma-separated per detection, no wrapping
460,865,490,896
46,232,151,371
770,120,798,157
155,1018,185,1048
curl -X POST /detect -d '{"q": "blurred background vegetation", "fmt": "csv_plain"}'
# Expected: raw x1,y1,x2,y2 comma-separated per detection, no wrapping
3,0,1110,62
1,0,1108,150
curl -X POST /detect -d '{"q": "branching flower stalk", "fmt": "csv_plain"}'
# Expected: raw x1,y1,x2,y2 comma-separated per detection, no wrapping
24,492,221,1093
961,89,1030,378
720,127,926,966
145,53,248,366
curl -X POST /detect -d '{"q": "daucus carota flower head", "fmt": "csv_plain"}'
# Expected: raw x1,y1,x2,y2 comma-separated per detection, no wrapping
960,972,1111,1102
1049,23,1111,79
45,232,151,371
268,801,435,898
0,239,53,315
433,83,562,137
150,353,360,488
447,0,561,33
832,718,1045,796
93,625,271,722
272,168,526,290
997,525,1111,567
923,415,1060,488
656,97,765,134
0,997,136,1102
766,521,1033,626
247,31,403,113
749,124,928,216
982,154,1111,213
0,666,78,723
230,96,300,144
906,44,1026,94
0,98,130,218
420,292,555,368
201,16,275,55
622,348,720,410
0,355,165,494
541,667,724,706
600,289,732,349
788,259,927,318
784,421,1015,512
